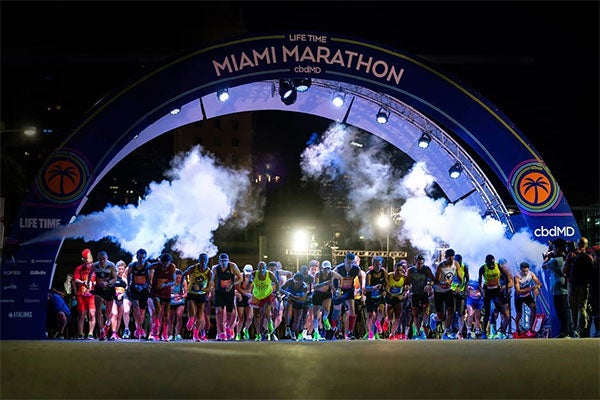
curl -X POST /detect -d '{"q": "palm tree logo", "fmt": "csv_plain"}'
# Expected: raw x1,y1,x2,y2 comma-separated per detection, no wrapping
36,150,89,203
511,162,558,213
45,160,81,196
519,171,551,205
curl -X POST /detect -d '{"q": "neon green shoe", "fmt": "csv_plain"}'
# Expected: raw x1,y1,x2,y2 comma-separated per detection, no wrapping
312,331,321,341
243,327,249,341
267,320,275,334
235,333,241,341
323,319,331,330
296,332,304,341
255,334,261,341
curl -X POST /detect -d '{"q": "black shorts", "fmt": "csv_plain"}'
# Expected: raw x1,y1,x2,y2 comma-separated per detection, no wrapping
434,290,455,312
92,286,116,302
365,296,385,313
187,293,208,304
312,291,332,306
214,291,235,312
128,289,150,310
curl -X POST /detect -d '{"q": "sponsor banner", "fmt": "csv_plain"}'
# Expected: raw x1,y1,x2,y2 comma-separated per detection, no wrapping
0,244,55,340
0,302,45,340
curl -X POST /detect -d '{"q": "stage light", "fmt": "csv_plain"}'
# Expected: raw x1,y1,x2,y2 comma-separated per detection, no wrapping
293,78,311,92
449,162,463,179
332,88,345,107
217,88,230,102
279,79,297,106
376,108,389,124
169,107,181,115
418,132,432,149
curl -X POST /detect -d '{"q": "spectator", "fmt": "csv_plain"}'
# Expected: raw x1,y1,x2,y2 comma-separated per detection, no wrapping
46,288,71,339
564,237,594,337
542,238,574,338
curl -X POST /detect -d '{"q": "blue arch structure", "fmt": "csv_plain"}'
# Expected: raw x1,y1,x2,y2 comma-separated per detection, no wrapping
1,32,579,339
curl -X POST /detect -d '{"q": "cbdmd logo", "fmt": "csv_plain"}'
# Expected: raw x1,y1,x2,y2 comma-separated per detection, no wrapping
510,162,559,212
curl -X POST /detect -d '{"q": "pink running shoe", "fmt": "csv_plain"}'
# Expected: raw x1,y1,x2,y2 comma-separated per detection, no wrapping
375,321,383,334
226,327,234,341
200,330,208,342
193,328,200,342
186,317,195,332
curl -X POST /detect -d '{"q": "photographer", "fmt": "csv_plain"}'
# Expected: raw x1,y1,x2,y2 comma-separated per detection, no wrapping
542,238,575,338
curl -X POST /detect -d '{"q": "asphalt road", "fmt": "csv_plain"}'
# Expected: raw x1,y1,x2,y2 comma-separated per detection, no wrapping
1,338,599,399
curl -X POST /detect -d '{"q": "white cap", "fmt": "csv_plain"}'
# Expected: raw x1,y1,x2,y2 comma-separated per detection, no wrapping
243,264,253,273
322,260,332,269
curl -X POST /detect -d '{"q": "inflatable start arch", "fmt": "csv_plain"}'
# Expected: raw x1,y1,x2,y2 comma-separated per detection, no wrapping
1,31,579,339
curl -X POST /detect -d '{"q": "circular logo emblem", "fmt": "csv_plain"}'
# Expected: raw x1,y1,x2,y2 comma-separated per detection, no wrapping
510,162,559,212
35,150,90,204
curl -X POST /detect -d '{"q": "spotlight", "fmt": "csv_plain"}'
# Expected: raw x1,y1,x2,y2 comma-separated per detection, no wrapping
332,88,346,107
169,107,181,115
217,88,230,102
449,162,463,179
376,108,389,124
279,79,297,106
293,78,311,92
418,132,432,149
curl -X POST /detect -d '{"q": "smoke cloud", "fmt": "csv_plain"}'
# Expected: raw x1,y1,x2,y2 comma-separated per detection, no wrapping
300,122,547,278
25,146,262,259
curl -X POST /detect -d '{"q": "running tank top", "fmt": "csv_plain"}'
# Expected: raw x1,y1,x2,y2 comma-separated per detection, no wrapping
482,263,501,289
387,272,405,296
252,271,273,300
516,270,535,298
366,269,386,298
187,267,211,295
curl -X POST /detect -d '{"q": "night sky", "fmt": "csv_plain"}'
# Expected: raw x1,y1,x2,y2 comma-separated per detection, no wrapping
1,1,598,208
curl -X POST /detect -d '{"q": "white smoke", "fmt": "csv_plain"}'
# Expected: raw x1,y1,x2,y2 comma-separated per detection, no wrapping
300,122,547,278
24,146,262,259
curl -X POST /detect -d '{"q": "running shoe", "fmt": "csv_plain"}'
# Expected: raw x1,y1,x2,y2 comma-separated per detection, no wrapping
382,318,390,333
285,327,292,338
235,333,241,341
255,334,261,342
525,330,536,338
87,333,95,340
290,332,297,341
99,324,110,340
186,317,195,331
419,329,427,340
267,321,275,334
375,321,383,334
323,319,331,330
442,331,451,340
243,327,250,341
110,332,120,341
368,331,375,340
296,332,304,341
344,331,355,340
200,331,208,341
148,334,157,341
168,335,174,341
374,333,381,340
388,334,398,341
270,333,278,341
122,328,130,339
312,331,321,341
175,334,183,341
496,332,507,340
429,314,437,331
